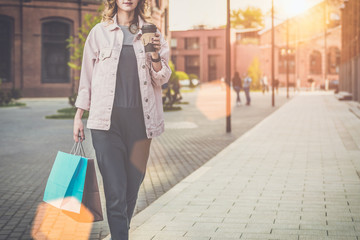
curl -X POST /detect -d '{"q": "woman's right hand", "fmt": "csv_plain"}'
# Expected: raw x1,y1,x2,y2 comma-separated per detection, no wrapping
73,108,85,142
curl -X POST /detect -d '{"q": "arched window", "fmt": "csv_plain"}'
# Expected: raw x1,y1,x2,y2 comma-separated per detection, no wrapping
278,48,295,74
0,15,13,83
41,19,71,83
327,47,340,74
309,50,322,75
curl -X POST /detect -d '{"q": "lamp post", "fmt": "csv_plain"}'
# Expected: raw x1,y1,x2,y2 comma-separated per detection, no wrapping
286,18,289,98
226,0,231,132
324,0,328,91
271,0,275,106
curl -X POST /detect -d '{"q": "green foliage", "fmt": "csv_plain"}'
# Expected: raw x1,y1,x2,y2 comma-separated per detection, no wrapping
231,7,264,29
0,88,23,106
11,88,22,99
247,57,262,90
188,74,198,80
163,105,182,112
163,61,184,110
65,4,102,107
66,4,103,101
0,76,23,106
175,71,189,81
168,61,178,84
45,107,89,119
0,102,26,107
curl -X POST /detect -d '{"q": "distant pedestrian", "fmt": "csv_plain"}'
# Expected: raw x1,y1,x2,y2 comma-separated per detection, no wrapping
261,74,269,94
296,78,301,92
243,74,252,105
274,78,279,94
232,72,242,106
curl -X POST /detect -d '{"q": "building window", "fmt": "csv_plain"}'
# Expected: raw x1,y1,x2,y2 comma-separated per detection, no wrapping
155,0,161,9
236,31,259,45
185,37,199,50
310,50,322,75
208,55,217,81
0,15,13,83
171,38,177,49
185,55,200,78
41,19,71,83
327,47,340,74
208,37,217,49
278,48,295,74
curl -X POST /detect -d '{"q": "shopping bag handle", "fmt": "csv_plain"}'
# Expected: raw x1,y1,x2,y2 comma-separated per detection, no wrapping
70,139,86,157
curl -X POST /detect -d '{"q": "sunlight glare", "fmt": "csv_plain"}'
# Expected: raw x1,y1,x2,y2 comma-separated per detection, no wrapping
279,0,310,18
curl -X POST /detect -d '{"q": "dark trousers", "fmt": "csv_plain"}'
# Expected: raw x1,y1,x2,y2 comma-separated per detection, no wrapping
233,86,241,103
244,87,251,105
91,106,151,240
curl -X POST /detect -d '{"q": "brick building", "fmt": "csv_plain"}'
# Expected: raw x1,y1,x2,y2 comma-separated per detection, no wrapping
339,0,360,102
0,0,169,97
170,27,260,83
259,0,342,89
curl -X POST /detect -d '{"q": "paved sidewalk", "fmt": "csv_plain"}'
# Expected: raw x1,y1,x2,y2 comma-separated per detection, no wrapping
128,92,360,240
0,84,288,240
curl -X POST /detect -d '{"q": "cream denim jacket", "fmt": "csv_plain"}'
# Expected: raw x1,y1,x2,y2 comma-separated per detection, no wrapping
75,15,171,138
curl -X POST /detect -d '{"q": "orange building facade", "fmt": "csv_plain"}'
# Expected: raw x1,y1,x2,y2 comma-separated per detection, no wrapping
170,28,260,83
259,0,343,89
339,0,360,102
0,0,169,97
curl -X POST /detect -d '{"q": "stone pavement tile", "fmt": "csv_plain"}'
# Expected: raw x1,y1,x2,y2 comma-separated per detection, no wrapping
183,229,215,238
190,222,219,231
193,216,224,223
155,237,211,240
355,223,360,231
299,236,357,240
240,233,298,239
135,222,166,232
272,229,328,236
222,215,251,224
211,230,243,239
243,223,272,234
130,230,159,240
151,230,187,238
276,211,301,220
210,237,240,240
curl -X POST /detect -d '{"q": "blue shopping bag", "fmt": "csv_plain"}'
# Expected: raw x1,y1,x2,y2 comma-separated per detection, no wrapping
43,148,88,214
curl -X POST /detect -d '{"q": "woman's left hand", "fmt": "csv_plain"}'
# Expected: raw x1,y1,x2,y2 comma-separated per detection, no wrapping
151,33,161,58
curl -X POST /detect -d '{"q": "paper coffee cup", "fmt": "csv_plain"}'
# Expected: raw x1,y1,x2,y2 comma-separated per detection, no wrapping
141,23,157,53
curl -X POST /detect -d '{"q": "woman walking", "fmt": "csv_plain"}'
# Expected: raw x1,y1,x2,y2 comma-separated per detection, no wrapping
232,72,242,106
72,0,171,239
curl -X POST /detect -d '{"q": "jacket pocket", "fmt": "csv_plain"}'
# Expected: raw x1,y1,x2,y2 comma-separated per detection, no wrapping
99,47,112,61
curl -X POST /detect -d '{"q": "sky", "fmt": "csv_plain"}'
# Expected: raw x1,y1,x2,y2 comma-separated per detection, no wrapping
169,0,324,31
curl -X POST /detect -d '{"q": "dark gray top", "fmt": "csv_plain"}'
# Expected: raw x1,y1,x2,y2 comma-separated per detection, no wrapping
113,25,142,108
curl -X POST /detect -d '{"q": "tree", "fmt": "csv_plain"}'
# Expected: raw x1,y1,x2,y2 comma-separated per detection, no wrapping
247,57,262,90
66,5,103,106
175,71,189,81
231,7,264,29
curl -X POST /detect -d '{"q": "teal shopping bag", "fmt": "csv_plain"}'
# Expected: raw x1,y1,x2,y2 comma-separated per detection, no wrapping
43,150,88,214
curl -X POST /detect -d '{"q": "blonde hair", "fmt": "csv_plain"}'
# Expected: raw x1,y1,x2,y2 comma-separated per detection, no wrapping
101,0,150,31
